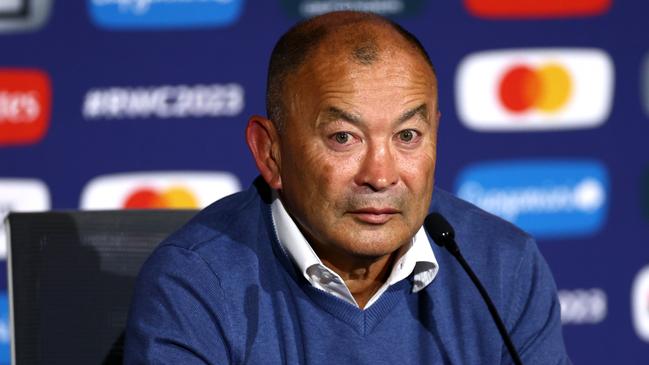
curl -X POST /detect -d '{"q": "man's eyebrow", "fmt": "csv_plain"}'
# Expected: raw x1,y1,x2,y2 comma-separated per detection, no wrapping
396,104,428,125
324,107,362,125
322,104,428,126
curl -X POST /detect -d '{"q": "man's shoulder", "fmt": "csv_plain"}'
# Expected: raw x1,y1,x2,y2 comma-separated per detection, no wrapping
131,178,286,318
428,189,567,364
157,177,275,259
430,187,535,260
428,188,547,311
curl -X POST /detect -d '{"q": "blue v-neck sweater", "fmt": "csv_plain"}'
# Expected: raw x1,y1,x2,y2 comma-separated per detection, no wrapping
125,178,570,364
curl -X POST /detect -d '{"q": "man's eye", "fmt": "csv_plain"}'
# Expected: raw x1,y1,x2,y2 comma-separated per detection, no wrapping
398,129,416,142
334,132,351,144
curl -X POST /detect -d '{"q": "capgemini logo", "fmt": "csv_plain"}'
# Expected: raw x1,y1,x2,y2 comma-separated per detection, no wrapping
88,0,244,29
98,0,235,15
455,160,608,239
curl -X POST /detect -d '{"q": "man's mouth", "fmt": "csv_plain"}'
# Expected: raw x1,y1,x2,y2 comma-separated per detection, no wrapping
348,208,400,224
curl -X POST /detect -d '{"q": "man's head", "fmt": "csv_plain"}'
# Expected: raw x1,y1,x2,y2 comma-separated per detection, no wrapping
266,11,436,132
247,11,440,267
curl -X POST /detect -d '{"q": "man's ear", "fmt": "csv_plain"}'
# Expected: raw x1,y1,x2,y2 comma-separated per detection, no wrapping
246,115,282,190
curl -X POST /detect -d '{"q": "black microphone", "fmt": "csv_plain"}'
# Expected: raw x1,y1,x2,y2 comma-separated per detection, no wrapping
424,213,524,365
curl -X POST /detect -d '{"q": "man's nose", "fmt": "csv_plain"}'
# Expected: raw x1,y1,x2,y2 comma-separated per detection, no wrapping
354,142,399,191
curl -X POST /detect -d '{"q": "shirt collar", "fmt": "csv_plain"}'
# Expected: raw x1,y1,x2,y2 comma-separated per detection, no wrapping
270,191,439,307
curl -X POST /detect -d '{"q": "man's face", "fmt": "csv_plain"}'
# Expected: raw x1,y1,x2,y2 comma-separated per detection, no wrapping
277,39,438,262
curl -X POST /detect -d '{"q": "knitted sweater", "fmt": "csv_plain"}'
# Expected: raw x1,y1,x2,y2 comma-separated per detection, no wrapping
124,178,570,364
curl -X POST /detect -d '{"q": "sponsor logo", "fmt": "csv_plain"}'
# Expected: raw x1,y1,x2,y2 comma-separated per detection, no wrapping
0,0,51,33
0,292,9,363
82,83,244,120
0,69,51,146
80,171,241,209
632,265,649,342
280,0,426,18
87,0,244,29
464,0,611,19
641,52,649,119
0,179,50,259
455,49,614,131
123,186,199,209
558,288,607,325
641,169,649,218
455,160,608,239
0,0,27,15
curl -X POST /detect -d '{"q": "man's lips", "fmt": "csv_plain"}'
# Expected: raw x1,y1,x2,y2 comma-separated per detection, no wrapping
348,208,400,224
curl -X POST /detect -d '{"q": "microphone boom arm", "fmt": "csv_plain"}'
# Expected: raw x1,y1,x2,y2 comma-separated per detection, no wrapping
425,213,524,365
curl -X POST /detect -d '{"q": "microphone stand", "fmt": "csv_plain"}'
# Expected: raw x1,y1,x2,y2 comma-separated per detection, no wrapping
425,213,524,365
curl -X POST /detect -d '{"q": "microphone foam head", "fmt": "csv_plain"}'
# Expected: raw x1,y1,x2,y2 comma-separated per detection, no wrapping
424,212,455,248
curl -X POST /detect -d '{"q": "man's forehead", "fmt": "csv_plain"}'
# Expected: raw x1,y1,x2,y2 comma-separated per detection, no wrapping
265,11,437,130
322,104,431,126
297,29,436,91
287,30,438,121
290,26,434,96
309,21,418,66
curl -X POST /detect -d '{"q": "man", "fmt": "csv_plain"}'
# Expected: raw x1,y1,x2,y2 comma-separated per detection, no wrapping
125,11,570,364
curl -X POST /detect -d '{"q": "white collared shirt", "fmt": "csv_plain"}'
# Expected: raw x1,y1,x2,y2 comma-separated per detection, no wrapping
270,193,439,309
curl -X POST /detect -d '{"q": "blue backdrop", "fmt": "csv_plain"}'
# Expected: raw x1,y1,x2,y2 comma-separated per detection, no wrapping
1,0,649,363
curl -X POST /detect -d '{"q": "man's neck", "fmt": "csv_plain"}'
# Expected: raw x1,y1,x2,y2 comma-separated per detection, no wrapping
318,249,400,309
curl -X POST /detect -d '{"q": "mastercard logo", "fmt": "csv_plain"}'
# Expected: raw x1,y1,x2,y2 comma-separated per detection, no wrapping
499,63,572,114
456,48,614,131
80,171,241,210
123,186,199,209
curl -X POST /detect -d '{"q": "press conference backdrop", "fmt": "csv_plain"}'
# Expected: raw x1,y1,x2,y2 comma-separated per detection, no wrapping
1,0,648,363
